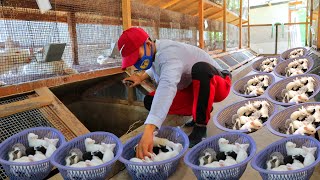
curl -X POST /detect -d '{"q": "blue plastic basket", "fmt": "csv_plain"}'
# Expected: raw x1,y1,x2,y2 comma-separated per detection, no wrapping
50,132,123,180
251,135,320,180
213,97,278,133
184,132,256,180
266,74,320,107
274,56,314,78
232,73,275,98
119,126,189,180
280,47,308,61
0,127,66,180
267,102,320,137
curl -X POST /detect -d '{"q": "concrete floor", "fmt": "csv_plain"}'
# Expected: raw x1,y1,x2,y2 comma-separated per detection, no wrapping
111,89,320,180
110,61,320,180
49,59,320,180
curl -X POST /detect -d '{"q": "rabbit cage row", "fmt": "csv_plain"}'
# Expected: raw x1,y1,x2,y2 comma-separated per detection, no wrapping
0,0,252,87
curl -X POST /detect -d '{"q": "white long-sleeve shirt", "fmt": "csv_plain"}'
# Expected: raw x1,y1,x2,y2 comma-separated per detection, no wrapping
145,39,223,128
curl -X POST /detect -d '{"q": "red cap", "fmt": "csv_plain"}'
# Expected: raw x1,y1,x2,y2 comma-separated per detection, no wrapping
118,27,149,70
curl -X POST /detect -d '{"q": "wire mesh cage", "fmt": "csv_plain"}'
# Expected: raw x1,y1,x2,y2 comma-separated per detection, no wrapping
227,24,239,49
227,0,240,16
131,1,160,40
242,27,248,47
0,0,123,86
205,20,223,51
0,94,54,179
159,8,199,46
242,0,249,20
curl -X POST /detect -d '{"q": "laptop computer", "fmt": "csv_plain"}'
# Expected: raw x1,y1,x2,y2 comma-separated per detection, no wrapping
43,43,66,62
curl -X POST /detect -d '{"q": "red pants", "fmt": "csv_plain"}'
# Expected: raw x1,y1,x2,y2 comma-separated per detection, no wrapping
145,62,231,125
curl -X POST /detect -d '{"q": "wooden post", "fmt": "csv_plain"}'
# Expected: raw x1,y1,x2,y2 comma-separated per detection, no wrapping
223,0,227,51
275,25,279,54
122,0,132,30
67,12,79,65
248,0,250,48
309,0,314,47
239,0,243,49
199,0,204,49
121,0,134,104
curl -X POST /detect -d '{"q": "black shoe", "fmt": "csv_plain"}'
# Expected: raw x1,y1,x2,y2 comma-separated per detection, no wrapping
185,119,196,127
185,108,214,127
188,125,207,148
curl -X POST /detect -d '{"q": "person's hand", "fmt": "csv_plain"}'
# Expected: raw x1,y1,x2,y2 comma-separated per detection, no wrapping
122,75,142,88
136,124,156,159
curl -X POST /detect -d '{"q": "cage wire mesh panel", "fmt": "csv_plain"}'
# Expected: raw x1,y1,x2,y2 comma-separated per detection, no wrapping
131,1,160,40
227,24,239,49
242,0,248,20
242,26,248,47
204,20,223,51
227,0,240,16
311,0,318,47
0,0,123,85
0,94,54,180
72,0,122,70
0,1,72,86
159,8,198,46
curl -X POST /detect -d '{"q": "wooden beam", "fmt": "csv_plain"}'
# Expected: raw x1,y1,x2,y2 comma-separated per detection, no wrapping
122,0,131,30
223,0,227,52
67,12,79,65
161,0,183,9
2,0,121,17
310,0,314,46
204,0,223,9
171,0,198,12
243,22,308,27
181,1,200,14
206,9,223,19
199,0,204,49
0,95,53,118
239,0,243,49
193,6,215,16
35,87,90,136
0,7,67,22
38,107,77,140
0,67,122,98
229,18,239,23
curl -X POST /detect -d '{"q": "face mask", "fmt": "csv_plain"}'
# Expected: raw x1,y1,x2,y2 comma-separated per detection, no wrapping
134,42,153,70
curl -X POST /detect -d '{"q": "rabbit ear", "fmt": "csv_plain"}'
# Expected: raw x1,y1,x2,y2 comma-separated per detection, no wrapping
243,144,250,150
311,147,317,153
108,144,116,150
